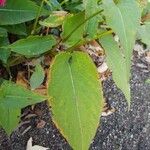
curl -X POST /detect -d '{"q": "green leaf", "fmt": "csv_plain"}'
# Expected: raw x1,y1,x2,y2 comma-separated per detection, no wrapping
0,27,7,37
3,23,27,36
0,37,10,64
30,64,45,90
145,79,150,84
61,12,85,47
102,0,141,79
39,12,66,28
138,23,150,46
48,52,104,150
0,80,46,134
0,80,46,109
83,0,99,38
0,0,48,25
99,34,130,106
64,1,83,12
0,106,20,135
50,0,62,10
6,35,56,57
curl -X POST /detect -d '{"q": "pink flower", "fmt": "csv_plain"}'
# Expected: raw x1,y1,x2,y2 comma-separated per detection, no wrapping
0,0,6,6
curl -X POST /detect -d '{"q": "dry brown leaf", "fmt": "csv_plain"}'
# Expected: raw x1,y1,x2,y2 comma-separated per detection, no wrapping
86,40,104,57
34,85,47,96
16,71,29,88
134,44,145,56
142,13,150,22
101,101,116,117
97,62,108,74
101,107,116,117
145,51,150,63
43,55,52,66
36,120,46,128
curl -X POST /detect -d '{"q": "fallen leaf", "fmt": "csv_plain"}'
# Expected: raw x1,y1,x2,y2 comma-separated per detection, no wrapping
34,85,47,96
16,71,29,88
36,120,46,128
145,51,150,63
136,63,147,69
97,62,108,73
100,100,116,117
85,40,104,57
101,108,116,117
43,55,52,66
134,44,145,56
26,137,49,150
142,13,150,22
101,104,116,117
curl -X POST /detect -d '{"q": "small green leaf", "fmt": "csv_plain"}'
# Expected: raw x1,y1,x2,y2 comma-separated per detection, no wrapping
83,0,99,38
61,12,85,47
39,12,66,28
48,52,104,150
138,23,150,46
99,34,130,106
6,35,56,57
102,0,141,79
0,37,10,64
0,0,48,25
30,64,45,90
145,79,150,84
0,80,46,134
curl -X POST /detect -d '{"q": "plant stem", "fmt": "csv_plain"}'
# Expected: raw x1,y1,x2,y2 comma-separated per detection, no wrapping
60,0,69,6
66,30,113,52
62,9,104,43
31,0,45,35
43,0,52,8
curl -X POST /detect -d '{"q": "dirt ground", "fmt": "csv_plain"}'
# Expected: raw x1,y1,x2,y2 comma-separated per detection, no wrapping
0,46,150,150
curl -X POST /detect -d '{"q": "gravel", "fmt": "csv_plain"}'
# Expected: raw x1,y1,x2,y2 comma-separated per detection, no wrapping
0,50,150,150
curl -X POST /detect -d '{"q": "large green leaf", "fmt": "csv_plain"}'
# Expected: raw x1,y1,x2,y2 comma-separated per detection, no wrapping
99,35,130,106
138,23,150,46
83,0,99,38
61,12,85,47
6,35,56,57
0,0,48,25
48,52,104,150
102,0,141,79
0,80,46,134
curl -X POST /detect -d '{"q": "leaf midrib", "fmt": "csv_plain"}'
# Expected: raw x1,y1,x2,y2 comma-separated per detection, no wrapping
10,40,52,49
0,9,37,13
67,60,83,150
116,4,129,78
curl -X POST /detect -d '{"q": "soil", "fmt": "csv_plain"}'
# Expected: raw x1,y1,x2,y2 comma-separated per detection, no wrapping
0,48,150,150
